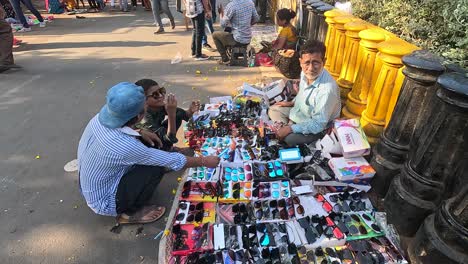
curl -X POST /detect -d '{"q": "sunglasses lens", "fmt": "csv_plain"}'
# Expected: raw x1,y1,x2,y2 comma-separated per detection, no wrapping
351,214,361,222
371,224,381,233
179,203,187,210
176,213,185,221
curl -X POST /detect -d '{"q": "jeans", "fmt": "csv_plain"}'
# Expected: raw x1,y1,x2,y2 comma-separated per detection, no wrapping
0,19,14,65
151,0,174,28
191,13,205,57
9,0,44,28
210,0,216,22
212,31,240,61
120,0,128,10
115,165,164,215
202,18,214,46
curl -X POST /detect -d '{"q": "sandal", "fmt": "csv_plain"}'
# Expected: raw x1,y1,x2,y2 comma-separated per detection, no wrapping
117,205,166,225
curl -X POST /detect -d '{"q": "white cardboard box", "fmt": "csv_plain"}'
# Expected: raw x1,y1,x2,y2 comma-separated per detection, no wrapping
334,119,370,158
328,156,376,184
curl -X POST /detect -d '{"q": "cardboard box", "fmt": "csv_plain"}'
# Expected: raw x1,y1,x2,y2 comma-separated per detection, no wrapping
334,119,370,158
328,157,376,184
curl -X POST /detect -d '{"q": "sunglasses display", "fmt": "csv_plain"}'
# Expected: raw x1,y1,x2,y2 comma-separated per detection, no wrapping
167,93,408,263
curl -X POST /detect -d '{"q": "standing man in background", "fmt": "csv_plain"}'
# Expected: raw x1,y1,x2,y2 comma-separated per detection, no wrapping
0,4,20,73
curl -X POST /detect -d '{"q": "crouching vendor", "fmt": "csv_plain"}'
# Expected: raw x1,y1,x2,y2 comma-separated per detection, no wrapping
77,82,220,224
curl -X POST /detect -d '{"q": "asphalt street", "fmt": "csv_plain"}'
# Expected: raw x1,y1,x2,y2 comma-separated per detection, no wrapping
0,4,263,263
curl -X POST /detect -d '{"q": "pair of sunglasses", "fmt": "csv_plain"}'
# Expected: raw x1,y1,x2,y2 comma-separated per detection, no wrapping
176,202,204,223
293,196,305,216
315,193,333,213
181,180,192,198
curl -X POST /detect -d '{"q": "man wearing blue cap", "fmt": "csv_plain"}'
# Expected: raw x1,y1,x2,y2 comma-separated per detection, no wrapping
78,82,220,224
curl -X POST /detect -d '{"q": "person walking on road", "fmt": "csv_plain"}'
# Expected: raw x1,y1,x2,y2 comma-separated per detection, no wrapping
184,0,211,60
152,0,175,34
8,0,46,32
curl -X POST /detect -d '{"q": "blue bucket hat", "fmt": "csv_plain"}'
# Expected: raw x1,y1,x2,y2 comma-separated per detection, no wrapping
98,82,145,128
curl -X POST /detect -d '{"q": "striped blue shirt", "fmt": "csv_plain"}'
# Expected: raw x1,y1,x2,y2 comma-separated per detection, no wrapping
77,115,187,216
221,0,259,44
290,70,341,134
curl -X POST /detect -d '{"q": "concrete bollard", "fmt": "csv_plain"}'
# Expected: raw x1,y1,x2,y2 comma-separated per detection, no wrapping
408,186,468,264
323,9,345,70
336,21,367,106
360,38,419,143
315,4,334,43
370,50,445,198
384,72,468,236
342,29,386,119
306,2,325,41
328,16,354,79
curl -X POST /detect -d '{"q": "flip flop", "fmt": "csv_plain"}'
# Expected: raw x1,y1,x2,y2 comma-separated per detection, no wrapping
117,205,166,225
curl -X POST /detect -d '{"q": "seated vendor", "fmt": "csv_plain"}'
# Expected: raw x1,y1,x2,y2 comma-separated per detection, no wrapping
268,40,341,146
78,82,220,225
273,8,298,50
135,79,200,151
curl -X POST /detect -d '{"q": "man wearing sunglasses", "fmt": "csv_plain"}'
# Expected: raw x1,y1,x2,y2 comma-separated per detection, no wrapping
269,40,341,146
78,82,220,225
135,79,201,152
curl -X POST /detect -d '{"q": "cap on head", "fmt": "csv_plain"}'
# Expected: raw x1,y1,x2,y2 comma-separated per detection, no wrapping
98,82,145,128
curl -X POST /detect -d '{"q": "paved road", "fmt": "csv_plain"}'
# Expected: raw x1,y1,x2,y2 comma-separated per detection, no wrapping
0,5,262,263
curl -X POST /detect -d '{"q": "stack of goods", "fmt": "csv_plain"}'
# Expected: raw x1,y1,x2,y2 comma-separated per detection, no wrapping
166,91,407,264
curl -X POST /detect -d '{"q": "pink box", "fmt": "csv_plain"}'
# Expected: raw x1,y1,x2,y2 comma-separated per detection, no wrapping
334,119,371,158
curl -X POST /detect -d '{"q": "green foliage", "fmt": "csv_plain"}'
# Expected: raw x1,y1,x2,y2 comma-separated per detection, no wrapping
347,0,468,67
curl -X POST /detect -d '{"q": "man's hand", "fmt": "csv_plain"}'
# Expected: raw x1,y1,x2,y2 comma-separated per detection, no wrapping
203,156,220,168
187,100,201,117
205,11,212,19
217,4,224,17
276,125,293,140
139,129,163,148
165,93,177,116
274,101,294,107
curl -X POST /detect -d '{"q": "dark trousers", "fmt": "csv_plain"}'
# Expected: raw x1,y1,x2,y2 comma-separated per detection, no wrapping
115,165,165,215
9,0,44,28
210,0,216,22
0,19,14,66
212,31,241,61
191,13,205,57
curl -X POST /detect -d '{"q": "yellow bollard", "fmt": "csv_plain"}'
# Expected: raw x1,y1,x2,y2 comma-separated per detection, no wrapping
360,39,419,143
385,67,406,126
328,16,354,79
323,10,345,70
336,21,368,106
342,29,386,119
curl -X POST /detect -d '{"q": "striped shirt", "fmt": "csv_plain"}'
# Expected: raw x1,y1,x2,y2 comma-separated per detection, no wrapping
290,70,341,134
184,0,204,18
221,0,259,44
77,115,187,216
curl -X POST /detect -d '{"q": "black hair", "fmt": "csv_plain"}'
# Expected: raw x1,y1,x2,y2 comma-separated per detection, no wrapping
135,79,158,93
123,109,145,127
276,8,296,23
299,40,326,60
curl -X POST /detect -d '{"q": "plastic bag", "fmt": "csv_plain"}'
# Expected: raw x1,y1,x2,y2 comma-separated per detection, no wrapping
335,1,352,14
255,53,274,67
171,52,182,64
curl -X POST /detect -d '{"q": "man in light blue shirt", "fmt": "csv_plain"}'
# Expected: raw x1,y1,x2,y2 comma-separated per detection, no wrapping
269,40,341,146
